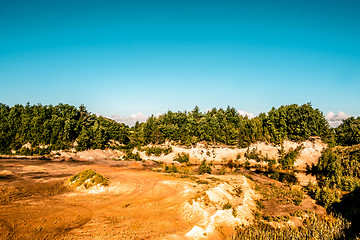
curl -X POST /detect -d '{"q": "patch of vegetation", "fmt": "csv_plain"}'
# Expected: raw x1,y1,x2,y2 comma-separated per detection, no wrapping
255,182,304,206
336,117,360,146
262,214,289,222
164,165,178,173
255,199,265,210
234,187,243,197
123,150,142,161
268,170,298,185
0,103,336,154
233,212,349,240
223,202,233,210
218,165,227,175
67,169,109,189
277,145,303,169
144,146,172,156
290,210,304,217
245,147,270,162
198,160,212,175
305,182,341,209
173,152,189,163
232,208,237,217
308,145,360,208
195,179,209,184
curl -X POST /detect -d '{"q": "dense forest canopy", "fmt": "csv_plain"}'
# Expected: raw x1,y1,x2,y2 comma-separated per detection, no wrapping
335,117,360,146
133,103,334,147
0,102,358,155
0,103,129,154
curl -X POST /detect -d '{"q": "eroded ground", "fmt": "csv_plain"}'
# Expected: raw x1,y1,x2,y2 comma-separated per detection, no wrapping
0,159,208,239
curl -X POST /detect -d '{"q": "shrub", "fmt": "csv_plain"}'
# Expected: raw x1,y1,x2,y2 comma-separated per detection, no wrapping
277,145,303,169
218,165,226,175
199,160,211,175
164,165,178,173
223,202,232,210
144,146,172,156
173,152,189,163
245,147,264,162
306,182,341,209
123,150,142,161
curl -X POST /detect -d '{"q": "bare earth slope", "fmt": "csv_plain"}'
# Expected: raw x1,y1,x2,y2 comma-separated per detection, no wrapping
0,159,201,239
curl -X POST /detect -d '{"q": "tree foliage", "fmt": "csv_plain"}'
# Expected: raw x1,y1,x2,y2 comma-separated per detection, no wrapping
0,103,129,154
0,102,338,155
335,117,360,146
130,103,333,148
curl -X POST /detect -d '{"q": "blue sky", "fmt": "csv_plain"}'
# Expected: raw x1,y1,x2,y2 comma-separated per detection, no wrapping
1,0,359,124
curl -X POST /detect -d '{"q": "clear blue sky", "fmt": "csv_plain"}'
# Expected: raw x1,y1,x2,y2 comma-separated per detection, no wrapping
1,0,359,120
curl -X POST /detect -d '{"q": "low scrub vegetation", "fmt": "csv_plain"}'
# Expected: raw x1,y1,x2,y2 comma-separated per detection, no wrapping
122,150,142,161
233,212,349,240
278,145,303,169
173,152,189,163
255,181,304,206
143,146,172,156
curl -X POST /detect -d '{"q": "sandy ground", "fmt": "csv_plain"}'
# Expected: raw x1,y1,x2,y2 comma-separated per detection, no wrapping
0,158,258,240
0,158,203,239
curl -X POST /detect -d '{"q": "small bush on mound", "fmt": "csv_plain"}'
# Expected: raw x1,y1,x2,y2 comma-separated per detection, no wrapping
67,169,109,189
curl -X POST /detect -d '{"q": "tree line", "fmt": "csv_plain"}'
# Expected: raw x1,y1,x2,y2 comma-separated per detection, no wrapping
130,103,334,147
0,103,129,154
0,102,359,155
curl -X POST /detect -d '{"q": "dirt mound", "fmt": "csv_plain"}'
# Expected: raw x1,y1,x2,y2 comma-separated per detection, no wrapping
67,169,109,189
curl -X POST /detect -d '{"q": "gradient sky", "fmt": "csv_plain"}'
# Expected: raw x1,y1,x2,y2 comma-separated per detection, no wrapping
1,0,359,122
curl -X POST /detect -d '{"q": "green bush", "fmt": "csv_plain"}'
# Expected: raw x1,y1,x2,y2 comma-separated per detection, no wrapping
164,165,178,173
123,150,142,161
218,165,226,175
336,117,360,146
199,160,211,175
278,145,303,169
144,146,172,156
313,147,360,192
306,182,341,209
223,202,233,210
173,152,189,163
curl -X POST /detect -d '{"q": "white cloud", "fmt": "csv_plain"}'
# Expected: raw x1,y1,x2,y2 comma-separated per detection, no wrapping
110,113,148,126
325,111,351,128
238,110,255,119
